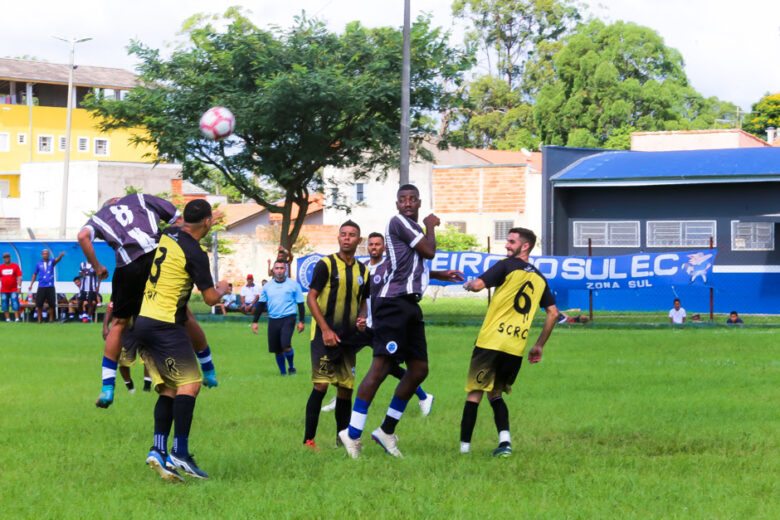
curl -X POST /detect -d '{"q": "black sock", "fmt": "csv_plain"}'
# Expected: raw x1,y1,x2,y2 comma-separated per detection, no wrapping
304,388,327,443
335,397,352,434
125,379,135,390
153,395,174,453
173,395,196,455
489,397,510,446
460,401,479,443
388,363,406,380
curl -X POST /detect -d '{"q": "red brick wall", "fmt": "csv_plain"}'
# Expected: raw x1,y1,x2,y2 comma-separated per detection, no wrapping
432,166,526,213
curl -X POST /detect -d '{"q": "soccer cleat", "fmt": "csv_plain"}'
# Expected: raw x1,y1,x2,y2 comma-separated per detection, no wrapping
371,428,403,458
321,397,337,413
303,439,319,452
146,448,184,483
169,451,209,479
202,369,218,388
492,444,513,458
128,388,136,395
418,393,435,417
338,429,362,459
95,385,115,408
288,367,297,375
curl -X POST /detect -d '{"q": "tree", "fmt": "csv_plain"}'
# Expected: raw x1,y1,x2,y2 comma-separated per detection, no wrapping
85,8,471,250
534,20,738,148
452,0,581,90
743,93,780,139
436,225,482,252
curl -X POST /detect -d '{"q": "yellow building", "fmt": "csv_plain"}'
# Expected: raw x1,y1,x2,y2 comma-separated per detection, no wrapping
0,58,155,202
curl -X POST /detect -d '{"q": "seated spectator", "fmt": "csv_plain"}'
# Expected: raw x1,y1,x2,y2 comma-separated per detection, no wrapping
726,311,744,325
215,284,241,315
67,277,82,321
240,274,260,314
557,311,589,324
669,298,686,325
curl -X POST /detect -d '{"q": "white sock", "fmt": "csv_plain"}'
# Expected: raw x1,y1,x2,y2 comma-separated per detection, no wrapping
460,442,471,454
499,430,511,445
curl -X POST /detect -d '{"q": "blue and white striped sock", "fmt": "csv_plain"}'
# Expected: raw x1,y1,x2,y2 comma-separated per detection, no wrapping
196,346,215,372
101,356,118,386
380,395,409,434
348,397,370,439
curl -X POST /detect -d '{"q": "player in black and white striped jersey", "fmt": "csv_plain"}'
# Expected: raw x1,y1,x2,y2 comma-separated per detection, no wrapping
77,261,99,322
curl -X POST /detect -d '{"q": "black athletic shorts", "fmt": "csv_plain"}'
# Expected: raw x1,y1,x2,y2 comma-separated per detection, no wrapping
35,286,57,308
309,327,371,388
267,315,296,354
134,316,200,390
465,346,523,394
371,295,428,362
78,290,97,305
111,251,155,319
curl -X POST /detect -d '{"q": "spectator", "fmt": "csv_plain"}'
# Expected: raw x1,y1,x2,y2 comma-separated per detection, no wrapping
28,249,65,323
240,274,260,314
67,277,82,321
726,311,744,326
557,311,589,324
1,252,22,322
78,261,100,322
668,298,686,325
215,283,241,315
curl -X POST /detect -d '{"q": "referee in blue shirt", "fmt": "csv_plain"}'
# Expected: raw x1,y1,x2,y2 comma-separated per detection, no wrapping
252,260,305,375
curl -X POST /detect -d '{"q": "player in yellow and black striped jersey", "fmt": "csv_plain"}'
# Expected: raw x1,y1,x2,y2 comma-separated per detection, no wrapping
131,200,230,482
460,227,559,458
303,220,370,450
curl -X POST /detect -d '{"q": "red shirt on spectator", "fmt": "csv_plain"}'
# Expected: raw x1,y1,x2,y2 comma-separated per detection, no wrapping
1,263,22,293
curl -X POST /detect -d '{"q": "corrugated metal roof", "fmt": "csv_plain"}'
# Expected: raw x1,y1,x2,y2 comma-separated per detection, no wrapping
0,58,136,89
551,148,780,185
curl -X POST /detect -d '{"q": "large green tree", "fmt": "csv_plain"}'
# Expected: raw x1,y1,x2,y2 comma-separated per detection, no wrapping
534,20,738,148
85,8,471,249
743,93,780,139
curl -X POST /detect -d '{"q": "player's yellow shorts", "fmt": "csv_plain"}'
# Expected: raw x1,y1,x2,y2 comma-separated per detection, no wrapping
465,346,523,394
310,332,357,389
134,316,201,391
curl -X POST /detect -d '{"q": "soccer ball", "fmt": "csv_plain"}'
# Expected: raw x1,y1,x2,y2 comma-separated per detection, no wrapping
199,106,236,140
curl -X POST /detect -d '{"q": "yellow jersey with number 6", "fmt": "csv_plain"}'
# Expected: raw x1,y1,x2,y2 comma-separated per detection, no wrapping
474,257,555,356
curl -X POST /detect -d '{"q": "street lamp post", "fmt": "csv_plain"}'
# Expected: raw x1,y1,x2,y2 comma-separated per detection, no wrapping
399,0,411,186
54,36,92,238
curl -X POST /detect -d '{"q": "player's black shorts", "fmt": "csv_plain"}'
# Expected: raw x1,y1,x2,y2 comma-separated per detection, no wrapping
465,346,523,394
371,295,427,362
78,290,97,305
267,315,296,354
310,328,372,388
134,316,200,390
111,251,155,319
35,286,56,308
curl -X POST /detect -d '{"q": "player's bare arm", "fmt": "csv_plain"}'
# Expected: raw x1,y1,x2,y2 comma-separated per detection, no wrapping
432,270,464,282
296,302,305,333
77,228,108,280
463,278,486,292
528,304,559,364
201,280,230,306
356,299,368,331
413,213,440,259
307,287,340,346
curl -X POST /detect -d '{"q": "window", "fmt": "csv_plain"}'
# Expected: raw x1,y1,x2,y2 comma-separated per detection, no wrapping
77,137,89,152
94,138,109,156
731,221,774,251
493,220,514,240
0,180,9,198
573,221,640,248
647,220,716,247
37,135,53,153
355,183,365,203
0,133,9,152
17,133,26,145
448,221,467,233
59,136,67,152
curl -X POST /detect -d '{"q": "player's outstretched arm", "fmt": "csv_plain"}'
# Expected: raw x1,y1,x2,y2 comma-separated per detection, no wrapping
463,278,486,292
202,281,229,306
77,228,108,280
528,304,559,364
431,270,465,282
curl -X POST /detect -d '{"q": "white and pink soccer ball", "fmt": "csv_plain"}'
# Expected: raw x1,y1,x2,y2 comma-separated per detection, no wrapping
199,106,236,140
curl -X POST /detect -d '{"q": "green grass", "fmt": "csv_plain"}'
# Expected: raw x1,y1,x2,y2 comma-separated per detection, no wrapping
1,322,778,519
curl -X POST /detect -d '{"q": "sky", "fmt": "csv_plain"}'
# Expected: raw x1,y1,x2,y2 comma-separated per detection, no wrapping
2,0,779,111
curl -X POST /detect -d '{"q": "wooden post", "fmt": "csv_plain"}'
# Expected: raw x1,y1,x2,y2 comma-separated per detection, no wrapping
709,236,714,321
588,238,594,321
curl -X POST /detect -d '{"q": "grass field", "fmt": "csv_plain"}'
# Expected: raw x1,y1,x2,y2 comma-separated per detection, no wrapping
1,320,778,519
